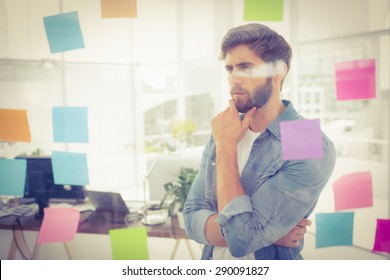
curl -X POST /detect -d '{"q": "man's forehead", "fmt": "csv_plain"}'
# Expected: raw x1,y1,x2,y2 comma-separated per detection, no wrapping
225,45,264,64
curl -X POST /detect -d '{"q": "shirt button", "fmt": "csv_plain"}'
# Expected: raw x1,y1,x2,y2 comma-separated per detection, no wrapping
212,161,216,166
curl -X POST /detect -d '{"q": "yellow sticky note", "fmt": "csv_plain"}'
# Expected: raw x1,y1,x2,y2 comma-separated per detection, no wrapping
101,0,137,19
0,109,31,142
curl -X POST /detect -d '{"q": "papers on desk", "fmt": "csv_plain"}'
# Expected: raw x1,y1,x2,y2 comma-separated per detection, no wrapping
49,202,95,212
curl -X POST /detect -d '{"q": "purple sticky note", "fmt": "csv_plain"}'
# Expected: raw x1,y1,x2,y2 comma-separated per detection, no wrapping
372,219,390,254
280,119,323,160
37,208,80,244
333,172,373,211
335,59,376,101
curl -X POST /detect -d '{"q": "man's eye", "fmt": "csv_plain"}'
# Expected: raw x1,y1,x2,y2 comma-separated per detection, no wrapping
241,65,251,70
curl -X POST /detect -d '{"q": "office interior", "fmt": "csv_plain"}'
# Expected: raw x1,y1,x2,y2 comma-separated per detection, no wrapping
0,0,389,260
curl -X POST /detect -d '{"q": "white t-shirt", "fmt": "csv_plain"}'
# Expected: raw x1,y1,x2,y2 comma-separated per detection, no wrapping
212,128,262,260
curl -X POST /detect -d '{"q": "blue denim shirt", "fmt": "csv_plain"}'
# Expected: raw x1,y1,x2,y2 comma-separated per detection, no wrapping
183,100,336,260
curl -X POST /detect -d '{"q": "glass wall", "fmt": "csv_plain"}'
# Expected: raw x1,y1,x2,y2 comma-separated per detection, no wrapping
0,0,389,216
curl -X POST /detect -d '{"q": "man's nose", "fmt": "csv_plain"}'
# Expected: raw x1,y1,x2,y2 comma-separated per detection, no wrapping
229,70,244,85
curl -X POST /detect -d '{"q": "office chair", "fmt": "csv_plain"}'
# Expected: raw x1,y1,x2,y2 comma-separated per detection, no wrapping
109,227,149,260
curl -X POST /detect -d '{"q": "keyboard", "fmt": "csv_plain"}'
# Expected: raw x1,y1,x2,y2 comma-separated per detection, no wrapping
0,204,37,218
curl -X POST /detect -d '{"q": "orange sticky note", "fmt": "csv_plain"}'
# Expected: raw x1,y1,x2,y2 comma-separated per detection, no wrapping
37,208,80,244
101,0,137,18
0,109,31,142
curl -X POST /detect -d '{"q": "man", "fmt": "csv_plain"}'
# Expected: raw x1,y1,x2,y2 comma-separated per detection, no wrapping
183,23,336,260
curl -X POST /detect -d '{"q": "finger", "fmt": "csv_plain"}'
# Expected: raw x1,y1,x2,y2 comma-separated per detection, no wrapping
288,226,306,239
293,232,305,240
241,107,255,130
293,225,307,235
297,218,312,227
228,99,238,113
287,240,300,247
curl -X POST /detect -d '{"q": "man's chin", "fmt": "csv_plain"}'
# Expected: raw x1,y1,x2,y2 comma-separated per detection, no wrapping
236,104,255,114
233,97,256,113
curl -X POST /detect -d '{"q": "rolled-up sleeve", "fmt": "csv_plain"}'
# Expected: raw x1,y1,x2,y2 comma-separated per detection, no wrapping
216,195,252,226
186,208,215,245
183,139,217,245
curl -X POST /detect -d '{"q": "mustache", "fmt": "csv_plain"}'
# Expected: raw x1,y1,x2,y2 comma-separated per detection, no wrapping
230,86,249,96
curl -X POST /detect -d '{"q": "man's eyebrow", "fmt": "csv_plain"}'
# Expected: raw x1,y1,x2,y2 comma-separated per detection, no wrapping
237,62,255,68
225,62,255,70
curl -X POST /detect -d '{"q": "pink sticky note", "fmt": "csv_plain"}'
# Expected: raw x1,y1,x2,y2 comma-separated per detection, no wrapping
335,59,376,101
280,119,323,160
372,219,390,254
332,172,373,211
37,208,80,244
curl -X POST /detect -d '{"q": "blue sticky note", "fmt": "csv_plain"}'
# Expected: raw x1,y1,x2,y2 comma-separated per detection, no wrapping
43,11,85,53
52,107,89,143
0,158,27,196
280,119,324,160
51,151,89,186
316,212,354,248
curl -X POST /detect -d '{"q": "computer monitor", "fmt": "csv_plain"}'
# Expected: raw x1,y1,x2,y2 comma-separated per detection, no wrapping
16,156,86,219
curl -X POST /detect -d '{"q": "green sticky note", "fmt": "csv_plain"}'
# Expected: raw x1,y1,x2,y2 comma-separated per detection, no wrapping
109,227,149,260
244,0,284,21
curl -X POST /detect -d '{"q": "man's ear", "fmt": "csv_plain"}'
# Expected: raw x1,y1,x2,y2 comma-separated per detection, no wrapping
274,62,288,80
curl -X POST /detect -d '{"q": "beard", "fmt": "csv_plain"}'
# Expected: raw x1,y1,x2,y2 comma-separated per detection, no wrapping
231,77,273,113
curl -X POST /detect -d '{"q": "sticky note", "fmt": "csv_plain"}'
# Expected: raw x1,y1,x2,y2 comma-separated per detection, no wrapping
244,0,284,21
51,151,89,186
0,109,31,142
52,107,88,143
280,119,323,160
316,212,354,248
43,11,85,53
0,158,27,197
372,219,390,254
101,0,137,18
335,59,376,101
109,227,149,260
333,172,373,211
37,208,80,244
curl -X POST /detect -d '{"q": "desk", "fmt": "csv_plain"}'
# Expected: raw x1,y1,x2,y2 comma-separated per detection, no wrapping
0,210,196,260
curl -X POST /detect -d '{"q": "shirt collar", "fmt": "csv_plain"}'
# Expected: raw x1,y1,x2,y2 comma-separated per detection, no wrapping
267,99,300,140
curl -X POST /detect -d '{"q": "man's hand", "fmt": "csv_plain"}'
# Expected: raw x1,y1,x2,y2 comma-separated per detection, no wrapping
274,218,312,248
211,99,256,149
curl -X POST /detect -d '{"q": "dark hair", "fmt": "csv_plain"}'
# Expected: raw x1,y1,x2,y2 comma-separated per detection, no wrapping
219,23,292,71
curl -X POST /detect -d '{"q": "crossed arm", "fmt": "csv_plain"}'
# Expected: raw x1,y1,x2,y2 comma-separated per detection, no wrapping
205,213,311,248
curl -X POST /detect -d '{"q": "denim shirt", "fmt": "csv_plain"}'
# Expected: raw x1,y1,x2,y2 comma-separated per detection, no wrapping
183,100,336,260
